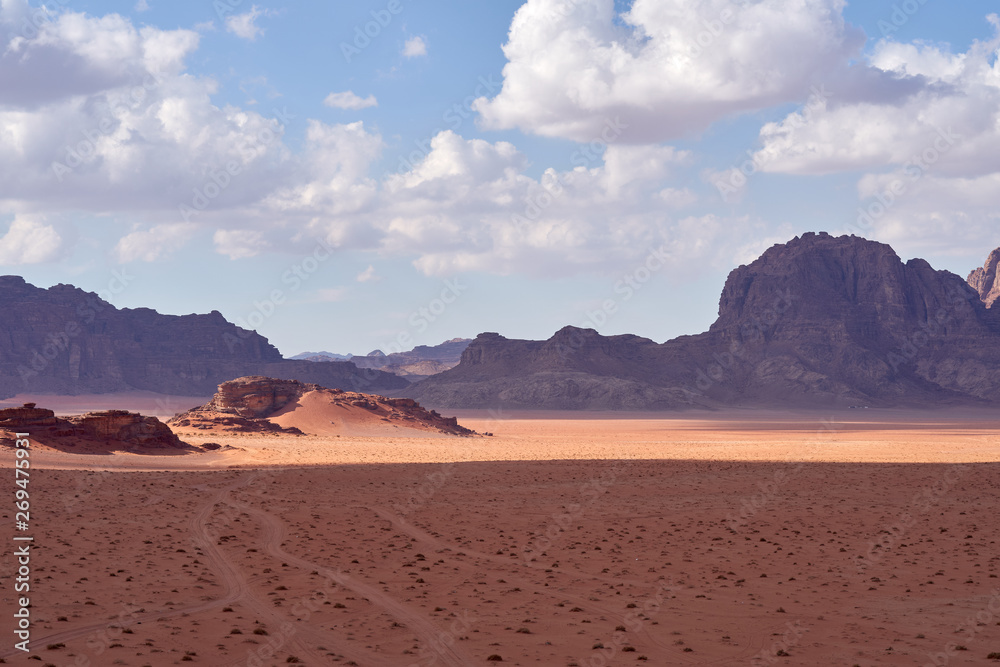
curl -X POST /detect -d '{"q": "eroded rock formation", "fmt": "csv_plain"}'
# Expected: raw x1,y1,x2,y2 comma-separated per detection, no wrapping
0,403,189,450
170,376,475,435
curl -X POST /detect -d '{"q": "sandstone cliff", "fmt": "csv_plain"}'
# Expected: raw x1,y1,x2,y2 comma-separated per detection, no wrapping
0,277,407,398
0,403,189,450
407,233,1000,409
968,248,1000,308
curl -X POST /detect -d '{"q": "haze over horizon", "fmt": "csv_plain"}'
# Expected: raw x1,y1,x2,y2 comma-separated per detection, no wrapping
2,0,999,356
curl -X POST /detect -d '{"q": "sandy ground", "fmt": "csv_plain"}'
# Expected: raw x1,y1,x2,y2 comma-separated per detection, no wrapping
1,406,999,665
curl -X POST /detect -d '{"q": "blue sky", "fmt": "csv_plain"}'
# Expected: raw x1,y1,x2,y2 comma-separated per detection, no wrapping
1,0,999,356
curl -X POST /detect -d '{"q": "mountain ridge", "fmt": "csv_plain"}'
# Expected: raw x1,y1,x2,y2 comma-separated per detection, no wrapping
405,233,1000,409
0,276,406,398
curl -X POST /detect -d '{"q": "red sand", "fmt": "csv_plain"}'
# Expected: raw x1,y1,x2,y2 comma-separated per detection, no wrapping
1,406,999,665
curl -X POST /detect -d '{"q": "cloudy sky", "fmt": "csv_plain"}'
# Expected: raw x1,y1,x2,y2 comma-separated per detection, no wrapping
1,0,998,356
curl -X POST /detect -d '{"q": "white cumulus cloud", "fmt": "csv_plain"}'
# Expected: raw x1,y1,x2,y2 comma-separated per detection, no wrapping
213,229,267,259
114,223,197,263
323,91,378,110
226,5,266,41
356,265,378,282
0,216,62,264
473,0,863,142
402,35,427,58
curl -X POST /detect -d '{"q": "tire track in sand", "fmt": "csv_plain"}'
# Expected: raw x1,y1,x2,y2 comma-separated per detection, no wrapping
227,495,476,667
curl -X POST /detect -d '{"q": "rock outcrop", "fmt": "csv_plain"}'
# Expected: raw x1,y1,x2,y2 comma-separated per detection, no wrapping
0,403,189,450
968,248,1000,308
0,276,407,398
407,233,1000,409
170,376,475,436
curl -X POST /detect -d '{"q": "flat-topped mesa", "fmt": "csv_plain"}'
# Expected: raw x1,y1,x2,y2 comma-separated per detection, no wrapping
0,403,58,427
170,376,475,436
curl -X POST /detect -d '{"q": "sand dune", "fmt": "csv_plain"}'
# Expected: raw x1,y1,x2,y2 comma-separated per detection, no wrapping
265,390,460,438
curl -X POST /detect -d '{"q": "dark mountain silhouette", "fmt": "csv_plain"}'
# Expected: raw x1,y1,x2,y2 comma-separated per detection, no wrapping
407,233,1000,409
0,276,406,399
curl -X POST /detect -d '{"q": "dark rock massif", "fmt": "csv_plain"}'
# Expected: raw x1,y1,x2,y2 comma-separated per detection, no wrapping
407,233,1000,409
0,277,406,399
968,248,1000,308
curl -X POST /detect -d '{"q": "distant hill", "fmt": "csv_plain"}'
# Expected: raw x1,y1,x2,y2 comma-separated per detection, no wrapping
406,233,1000,410
296,338,472,382
290,351,353,361
0,276,406,398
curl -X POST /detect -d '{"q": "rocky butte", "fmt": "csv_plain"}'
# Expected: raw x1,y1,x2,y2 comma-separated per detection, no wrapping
0,403,189,451
170,376,475,436
406,233,1000,410
0,277,407,399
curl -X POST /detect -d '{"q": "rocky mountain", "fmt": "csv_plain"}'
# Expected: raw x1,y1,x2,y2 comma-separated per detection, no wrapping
407,233,1000,409
968,248,1000,308
298,338,472,381
0,276,406,399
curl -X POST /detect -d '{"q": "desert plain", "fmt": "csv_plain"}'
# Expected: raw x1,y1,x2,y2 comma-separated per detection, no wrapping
2,398,999,667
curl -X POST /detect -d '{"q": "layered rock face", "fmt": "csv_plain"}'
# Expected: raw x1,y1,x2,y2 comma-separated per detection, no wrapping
0,277,406,398
968,248,1000,308
408,233,1000,409
0,404,187,449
